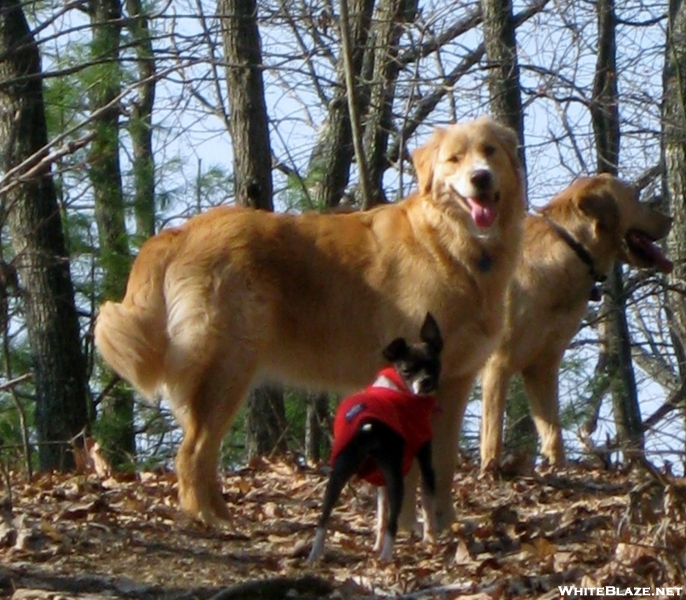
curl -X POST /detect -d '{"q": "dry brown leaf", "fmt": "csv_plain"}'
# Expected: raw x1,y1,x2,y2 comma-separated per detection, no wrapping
614,541,657,565
553,550,576,571
262,501,283,518
59,498,106,520
532,536,557,558
454,539,473,565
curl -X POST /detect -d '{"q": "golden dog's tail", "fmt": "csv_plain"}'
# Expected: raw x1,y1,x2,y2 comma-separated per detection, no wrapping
94,229,179,400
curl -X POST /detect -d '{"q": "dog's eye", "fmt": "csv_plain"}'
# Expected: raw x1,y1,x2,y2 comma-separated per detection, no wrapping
483,144,496,157
400,366,416,379
447,152,464,163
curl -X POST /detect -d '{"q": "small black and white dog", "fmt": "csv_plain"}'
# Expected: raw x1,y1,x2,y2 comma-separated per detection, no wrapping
308,312,443,562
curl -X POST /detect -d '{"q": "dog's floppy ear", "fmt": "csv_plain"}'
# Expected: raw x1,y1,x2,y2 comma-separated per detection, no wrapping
412,128,446,195
420,312,443,353
577,188,620,233
485,117,522,176
383,337,409,362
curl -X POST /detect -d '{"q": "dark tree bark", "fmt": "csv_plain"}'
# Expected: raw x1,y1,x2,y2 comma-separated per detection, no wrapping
245,385,287,459
591,0,620,176
592,0,644,460
663,0,686,451
88,0,135,465
361,0,418,207
220,0,273,210
307,0,375,209
0,0,89,469
481,0,527,174
306,393,331,463
126,0,157,239
219,0,285,458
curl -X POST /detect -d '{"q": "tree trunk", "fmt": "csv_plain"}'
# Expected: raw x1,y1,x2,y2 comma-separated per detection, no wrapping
0,0,89,469
361,0,418,207
481,0,527,173
307,0,375,209
126,0,157,240
245,385,287,458
592,0,644,460
306,393,331,463
663,0,686,453
88,0,136,466
219,0,286,458
220,0,273,209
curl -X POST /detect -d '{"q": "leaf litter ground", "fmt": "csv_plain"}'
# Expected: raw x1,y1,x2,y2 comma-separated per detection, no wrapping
1,457,685,599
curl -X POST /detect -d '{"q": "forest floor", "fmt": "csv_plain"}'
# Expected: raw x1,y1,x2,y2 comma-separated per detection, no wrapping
0,455,685,599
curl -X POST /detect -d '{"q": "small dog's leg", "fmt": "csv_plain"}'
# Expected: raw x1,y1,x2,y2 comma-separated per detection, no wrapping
374,439,405,563
309,527,327,563
308,435,368,562
416,442,437,544
373,487,388,552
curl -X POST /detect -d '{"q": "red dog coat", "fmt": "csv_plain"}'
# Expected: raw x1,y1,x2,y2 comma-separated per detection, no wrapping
330,367,436,486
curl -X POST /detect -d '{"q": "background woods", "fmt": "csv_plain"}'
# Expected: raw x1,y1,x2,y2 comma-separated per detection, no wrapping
0,0,685,477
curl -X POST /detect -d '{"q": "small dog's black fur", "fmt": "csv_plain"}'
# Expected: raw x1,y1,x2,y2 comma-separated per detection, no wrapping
308,312,443,562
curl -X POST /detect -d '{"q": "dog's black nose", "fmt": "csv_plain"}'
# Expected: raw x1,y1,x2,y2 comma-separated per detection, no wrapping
470,169,492,191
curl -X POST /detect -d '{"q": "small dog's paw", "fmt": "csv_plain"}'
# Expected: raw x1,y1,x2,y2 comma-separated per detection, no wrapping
421,505,437,544
307,546,323,563
307,550,322,563
377,534,394,563
307,529,326,563
422,519,436,546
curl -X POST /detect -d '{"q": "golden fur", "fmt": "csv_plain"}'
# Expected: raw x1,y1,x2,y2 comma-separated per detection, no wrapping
95,117,526,526
480,174,672,470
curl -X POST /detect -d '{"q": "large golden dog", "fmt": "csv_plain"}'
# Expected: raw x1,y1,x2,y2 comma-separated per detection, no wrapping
95,117,525,526
480,174,673,471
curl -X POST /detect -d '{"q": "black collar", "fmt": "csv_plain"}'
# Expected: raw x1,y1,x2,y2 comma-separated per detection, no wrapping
539,214,605,301
477,252,492,272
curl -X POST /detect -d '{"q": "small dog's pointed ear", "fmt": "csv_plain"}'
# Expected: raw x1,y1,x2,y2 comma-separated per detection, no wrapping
383,338,408,362
421,312,443,353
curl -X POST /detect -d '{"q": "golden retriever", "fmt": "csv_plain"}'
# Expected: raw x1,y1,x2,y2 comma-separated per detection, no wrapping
479,174,673,471
94,116,525,527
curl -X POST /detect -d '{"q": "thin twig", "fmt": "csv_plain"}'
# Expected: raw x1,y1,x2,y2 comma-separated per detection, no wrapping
338,0,373,209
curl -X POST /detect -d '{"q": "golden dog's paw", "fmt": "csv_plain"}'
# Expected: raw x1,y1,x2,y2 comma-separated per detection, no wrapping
479,458,500,478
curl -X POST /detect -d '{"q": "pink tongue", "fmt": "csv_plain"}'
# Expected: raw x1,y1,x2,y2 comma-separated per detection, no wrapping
630,232,674,273
469,199,497,228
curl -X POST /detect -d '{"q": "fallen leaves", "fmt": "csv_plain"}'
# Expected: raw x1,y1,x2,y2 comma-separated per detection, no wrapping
0,459,684,599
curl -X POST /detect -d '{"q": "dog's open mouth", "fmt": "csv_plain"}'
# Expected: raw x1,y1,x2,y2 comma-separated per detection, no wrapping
626,230,674,273
464,193,498,228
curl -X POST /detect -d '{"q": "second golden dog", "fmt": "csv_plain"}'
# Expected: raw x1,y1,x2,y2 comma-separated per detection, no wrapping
480,174,672,471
